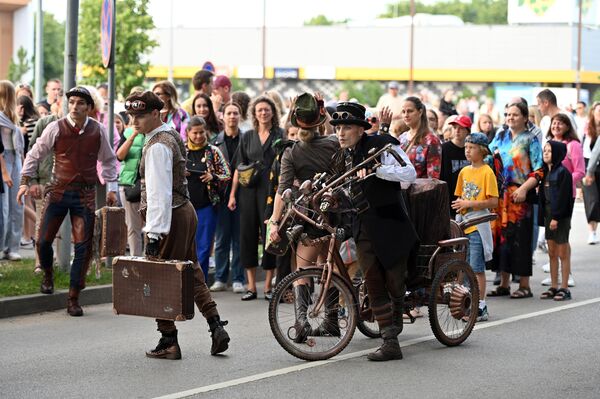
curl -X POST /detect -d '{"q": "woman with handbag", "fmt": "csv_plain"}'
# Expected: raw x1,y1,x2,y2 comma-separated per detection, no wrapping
228,96,283,301
116,122,145,256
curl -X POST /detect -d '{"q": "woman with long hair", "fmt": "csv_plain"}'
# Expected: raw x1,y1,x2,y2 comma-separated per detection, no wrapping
191,93,222,143
477,113,496,144
152,80,189,140
0,80,25,260
228,95,283,301
488,102,543,299
582,102,600,244
397,96,442,179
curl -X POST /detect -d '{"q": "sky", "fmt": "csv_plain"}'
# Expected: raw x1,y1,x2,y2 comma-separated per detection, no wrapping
43,0,406,27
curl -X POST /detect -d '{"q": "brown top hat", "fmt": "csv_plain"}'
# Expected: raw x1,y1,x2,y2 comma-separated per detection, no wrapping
290,93,327,129
124,91,164,115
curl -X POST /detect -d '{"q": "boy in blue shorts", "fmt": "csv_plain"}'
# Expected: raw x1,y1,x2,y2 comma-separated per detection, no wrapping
452,133,499,321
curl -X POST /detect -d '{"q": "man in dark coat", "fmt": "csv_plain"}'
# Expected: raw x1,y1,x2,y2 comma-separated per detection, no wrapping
331,102,418,361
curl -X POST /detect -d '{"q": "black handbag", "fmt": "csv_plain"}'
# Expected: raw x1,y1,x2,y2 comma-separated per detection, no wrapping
237,161,263,188
124,179,141,202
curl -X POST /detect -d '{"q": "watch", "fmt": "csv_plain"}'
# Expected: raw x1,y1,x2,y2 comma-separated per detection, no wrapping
380,123,390,134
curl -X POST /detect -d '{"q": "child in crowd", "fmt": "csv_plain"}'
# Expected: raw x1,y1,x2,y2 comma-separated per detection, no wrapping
539,141,574,301
185,116,231,278
441,115,472,217
452,133,499,321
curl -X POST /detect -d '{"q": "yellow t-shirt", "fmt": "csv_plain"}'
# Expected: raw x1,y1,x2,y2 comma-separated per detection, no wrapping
454,164,499,234
181,96,194,116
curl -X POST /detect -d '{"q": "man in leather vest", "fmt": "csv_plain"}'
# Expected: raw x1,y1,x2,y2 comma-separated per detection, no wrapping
125,91,230,360
17,86,119,317
331,102,418,361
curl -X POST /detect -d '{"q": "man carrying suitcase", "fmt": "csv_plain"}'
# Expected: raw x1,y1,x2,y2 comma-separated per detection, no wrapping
124,91,229,360
17,86,118,317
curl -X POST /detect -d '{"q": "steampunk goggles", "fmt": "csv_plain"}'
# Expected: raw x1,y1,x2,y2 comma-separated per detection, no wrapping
125,100,147,111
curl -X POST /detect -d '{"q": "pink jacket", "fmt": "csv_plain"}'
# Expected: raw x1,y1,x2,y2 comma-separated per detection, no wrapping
560,139,585,198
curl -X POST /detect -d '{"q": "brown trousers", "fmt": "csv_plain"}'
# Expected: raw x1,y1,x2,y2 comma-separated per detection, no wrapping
144,201,219,332
356,224,407,329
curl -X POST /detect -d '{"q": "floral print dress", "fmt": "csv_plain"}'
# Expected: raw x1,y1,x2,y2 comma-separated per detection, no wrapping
398,131,442,178
489,129,543,276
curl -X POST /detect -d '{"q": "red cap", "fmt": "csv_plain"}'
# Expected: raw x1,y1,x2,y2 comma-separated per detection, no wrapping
214,75,231,89
449,115,472,129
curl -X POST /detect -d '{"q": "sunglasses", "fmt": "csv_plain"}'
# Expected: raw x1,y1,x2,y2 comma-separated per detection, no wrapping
332,111,355,120
125,100,147,111
17,83,32,89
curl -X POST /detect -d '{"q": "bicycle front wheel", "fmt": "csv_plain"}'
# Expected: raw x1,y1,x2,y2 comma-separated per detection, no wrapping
268,268,358,361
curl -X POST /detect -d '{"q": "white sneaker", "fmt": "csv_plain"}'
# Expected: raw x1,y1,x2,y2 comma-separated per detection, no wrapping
588,232,599,245
209,281,227,292
541,277,559,286
232,282,245,293
7,252,22,261
568,274,575,287
537,240,548,253
542,263,550,273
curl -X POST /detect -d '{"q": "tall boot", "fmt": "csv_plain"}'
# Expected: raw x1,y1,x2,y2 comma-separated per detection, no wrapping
207,316,230,355
293,285,311,343
40,267,54,294
367,325,403,361
67,287,83,317
310,286,340,337
146,330,182,360
391,297,404,334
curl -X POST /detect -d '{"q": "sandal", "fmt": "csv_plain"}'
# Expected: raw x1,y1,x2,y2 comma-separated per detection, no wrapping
510,286,533,299
540,287,558,299
488,286,510,297
241,290,257,301
553,288,572,301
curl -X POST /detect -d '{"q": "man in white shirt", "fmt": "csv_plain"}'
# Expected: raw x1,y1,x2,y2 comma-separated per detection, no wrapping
376,81,404,120
125,91,230,360
17,86,118,316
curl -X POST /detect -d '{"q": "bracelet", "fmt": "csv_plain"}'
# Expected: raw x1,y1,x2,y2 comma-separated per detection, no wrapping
19,176,31,187
269,219,279,225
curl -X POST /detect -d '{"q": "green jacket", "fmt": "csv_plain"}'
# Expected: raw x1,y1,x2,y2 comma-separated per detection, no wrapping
28,114,58,186
118,127,144,186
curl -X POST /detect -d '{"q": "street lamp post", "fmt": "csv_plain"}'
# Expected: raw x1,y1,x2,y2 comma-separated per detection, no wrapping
261,0,266,91
408,0,415,95
576,0,583,101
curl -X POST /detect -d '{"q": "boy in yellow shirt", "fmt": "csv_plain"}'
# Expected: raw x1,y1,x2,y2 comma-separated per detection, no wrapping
452,133,499,321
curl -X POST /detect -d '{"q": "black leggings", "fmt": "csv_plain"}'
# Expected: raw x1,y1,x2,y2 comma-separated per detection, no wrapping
239,182,276,270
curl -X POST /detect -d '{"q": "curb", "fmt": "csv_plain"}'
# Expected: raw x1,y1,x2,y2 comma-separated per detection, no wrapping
0,270,221,319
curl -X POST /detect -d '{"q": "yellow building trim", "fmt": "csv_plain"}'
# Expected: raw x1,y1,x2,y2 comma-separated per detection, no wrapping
147,66,600,84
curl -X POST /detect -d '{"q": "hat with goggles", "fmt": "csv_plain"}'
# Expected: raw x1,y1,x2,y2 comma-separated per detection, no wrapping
329,101,372,130
124,91,164,115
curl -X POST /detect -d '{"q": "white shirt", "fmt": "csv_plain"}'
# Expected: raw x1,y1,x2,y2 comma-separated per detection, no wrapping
142,124,175,238
375,144,417,183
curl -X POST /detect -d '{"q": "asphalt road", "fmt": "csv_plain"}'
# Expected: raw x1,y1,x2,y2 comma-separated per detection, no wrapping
1,203,600,399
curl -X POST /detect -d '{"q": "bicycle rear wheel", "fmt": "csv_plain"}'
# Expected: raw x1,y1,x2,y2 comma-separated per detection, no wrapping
268,268,358,361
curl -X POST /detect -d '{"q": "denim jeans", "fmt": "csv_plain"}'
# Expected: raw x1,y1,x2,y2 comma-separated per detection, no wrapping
0,150,23,254
195,205,218,279
466,230,486,273
213,202,244,284
37,189,96,289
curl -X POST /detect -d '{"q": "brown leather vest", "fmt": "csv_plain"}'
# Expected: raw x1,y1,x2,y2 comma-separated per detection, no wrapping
139,128,189,212
53,118,101,186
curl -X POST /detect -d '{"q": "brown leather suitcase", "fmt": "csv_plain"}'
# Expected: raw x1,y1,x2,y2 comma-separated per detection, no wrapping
112,256,195,321
99,206,127,257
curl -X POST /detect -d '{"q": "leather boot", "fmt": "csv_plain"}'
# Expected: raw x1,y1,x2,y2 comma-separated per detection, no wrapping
310,287,340,337
293,285,311,343
391,298,404,334
67,287,83,317
40,268,54,294
207,316,230,355
146,330,182,360
367,325,403,361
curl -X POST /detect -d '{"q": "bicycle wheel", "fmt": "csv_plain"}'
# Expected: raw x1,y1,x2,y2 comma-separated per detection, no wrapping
268,268,358,361
428,260,479,346
354,279,381,339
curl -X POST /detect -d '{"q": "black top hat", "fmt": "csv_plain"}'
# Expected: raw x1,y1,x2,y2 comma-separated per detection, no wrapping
65,86,94,106
329,102,371,130
290,93,327,129
124,91,164,115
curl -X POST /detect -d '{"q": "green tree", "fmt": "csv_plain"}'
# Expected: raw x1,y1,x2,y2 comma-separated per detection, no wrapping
40,11,65,83
78,0,158,96
7,47,31,83
339,81,385,107
380,0,508,25
304,14,348,26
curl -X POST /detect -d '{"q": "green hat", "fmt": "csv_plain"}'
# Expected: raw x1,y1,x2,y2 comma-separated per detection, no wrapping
290,93,327,129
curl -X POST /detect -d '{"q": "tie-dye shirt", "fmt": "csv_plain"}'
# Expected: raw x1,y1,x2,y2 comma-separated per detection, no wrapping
489,129,543,186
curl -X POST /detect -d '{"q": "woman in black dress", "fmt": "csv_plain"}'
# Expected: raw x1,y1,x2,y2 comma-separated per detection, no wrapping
228,96,283,301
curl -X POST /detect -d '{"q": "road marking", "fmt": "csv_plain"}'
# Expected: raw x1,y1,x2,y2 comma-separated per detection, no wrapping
153,297,600,399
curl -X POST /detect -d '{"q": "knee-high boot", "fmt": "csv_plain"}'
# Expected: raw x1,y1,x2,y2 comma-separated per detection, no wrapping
310,286,340,337
293,285,311,343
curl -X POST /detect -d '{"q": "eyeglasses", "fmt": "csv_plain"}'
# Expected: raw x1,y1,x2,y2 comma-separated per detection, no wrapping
367,117,378,123
332,111,354,120
125,100,147,111
17,83,31,89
